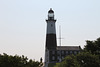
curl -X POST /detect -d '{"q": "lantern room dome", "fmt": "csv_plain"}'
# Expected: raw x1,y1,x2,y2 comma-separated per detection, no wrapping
48,8,54,13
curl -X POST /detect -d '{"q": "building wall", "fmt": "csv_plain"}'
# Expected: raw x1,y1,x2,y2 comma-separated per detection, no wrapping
49,50,80,63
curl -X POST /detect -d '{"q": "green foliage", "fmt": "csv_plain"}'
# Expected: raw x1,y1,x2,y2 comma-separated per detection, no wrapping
62,55,79,67
54,63,60,67
77,52,100,67
0,53,42,67
55,37,100,67
55,52,100,67
48,63,56,67
84,37,100,55
54,55,80,67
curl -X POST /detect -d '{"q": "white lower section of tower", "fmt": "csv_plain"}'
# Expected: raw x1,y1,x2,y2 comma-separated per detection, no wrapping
47,21,56,34
44,49,49,67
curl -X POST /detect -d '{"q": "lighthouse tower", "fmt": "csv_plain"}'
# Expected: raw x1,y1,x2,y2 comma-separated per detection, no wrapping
45,8,57,67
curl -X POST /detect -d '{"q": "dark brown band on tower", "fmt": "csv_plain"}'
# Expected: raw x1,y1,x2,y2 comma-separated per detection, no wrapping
46,34,57,50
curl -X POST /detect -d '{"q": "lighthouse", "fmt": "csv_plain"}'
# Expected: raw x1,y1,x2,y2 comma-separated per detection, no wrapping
44,9,82,67
45,8,57,67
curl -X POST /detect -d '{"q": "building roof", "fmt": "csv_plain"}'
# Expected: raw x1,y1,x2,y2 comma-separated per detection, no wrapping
57,46,81,51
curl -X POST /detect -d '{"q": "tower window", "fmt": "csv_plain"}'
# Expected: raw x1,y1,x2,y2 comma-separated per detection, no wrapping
51,24,53,27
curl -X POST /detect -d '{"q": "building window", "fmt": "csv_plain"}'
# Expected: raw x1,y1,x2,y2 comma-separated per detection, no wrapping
78,51,80,53
52,51,55,54
74,51,77,54
57,56,61,62
70,51,72,54
57,56,60,60
57,51,60,54
52,56,55,60
62,56,64,59
66,51,68,54
62,51,64,55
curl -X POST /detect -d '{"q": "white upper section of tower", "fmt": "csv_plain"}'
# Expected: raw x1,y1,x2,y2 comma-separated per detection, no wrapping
46,8,56,34
46,21,56,34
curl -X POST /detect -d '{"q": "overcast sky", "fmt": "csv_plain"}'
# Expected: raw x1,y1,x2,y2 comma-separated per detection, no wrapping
0,0,100,61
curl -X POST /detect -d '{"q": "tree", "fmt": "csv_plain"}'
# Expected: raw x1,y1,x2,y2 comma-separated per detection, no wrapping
54,55,79,67
0,53,42,67
84,37,100,55
76,52,100,67
54,52,100,67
